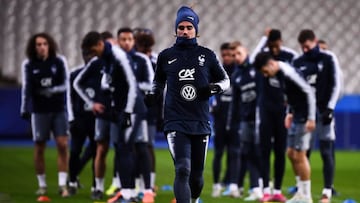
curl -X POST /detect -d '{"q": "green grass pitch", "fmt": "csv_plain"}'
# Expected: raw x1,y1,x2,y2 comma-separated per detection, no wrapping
0,147,359,203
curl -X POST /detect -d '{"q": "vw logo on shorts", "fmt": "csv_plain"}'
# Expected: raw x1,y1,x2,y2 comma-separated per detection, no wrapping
180,84,197,101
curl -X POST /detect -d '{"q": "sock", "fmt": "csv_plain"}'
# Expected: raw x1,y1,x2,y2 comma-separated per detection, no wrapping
150,172,156,189
295,176,300,188
69,181,78,187
258,178,263,189
37,174,47,188
213,183,221,189
273,189,282,195
121,188,132,199
192,197,200,203
58,172,67,187
322,188,332,198
263,187,271,195
229,183,238,191
95,178,104,192
113,175,121,188
300,180,311,198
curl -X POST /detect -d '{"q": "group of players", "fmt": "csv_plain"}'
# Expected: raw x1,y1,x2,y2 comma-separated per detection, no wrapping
20,28,160,203
211,28,341,203
19,5,342,203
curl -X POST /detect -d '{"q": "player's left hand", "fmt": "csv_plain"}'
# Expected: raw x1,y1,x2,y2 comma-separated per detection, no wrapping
198,83,221,99
122,112,132,128
321,108,334,125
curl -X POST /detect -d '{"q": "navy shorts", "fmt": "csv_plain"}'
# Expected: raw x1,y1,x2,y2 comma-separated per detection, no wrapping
31,112,69,142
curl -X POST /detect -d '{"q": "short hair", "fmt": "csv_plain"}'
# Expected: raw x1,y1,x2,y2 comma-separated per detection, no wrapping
100,31,114,40
117,27,133,37
268,29,282,42
229,41,242,50
318,39,326,44
135,33,155,50
220,42,231,51
81,31,102,51
26,32,58,60
253,52,273,71
298,29,316,43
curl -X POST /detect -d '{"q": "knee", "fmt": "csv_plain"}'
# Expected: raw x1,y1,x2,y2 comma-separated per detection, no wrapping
320,141,333,158
229,147,242,158
175,158,190,180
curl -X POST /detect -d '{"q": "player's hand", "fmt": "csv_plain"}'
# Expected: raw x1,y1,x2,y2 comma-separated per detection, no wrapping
21,112,31,120
284,113,293,129
92,103,105,114
144,93,157,107
122,112,132,128
305,119,316,132
265,28,271,36
198,84,221,99
321,108,334,125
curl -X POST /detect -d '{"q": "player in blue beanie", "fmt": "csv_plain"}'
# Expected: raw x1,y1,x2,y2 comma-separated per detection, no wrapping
145,5,230,203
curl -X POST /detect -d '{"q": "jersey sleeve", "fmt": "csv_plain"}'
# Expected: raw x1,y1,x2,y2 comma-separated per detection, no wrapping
152,51,167,96
20,60,32,114
135,52,154,92
73,57,99,110
112,46,137,113
280,62,316,121
209,51,230,92
325,51,342,109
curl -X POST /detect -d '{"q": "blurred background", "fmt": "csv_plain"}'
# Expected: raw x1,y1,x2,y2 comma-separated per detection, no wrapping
0,0,359,149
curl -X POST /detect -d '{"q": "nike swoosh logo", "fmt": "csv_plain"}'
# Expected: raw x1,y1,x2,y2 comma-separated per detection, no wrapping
168,58,177,64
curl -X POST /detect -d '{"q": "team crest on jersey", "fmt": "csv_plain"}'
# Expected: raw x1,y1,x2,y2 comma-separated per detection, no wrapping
180,84,197,101
51,65,57,74
318,62,323,71
250,69,256,78
179,68,195,81
269,77,280,88
85,88,95,98
198,55,205,66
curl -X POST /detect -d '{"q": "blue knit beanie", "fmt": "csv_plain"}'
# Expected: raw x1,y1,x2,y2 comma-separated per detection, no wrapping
175,6,199,35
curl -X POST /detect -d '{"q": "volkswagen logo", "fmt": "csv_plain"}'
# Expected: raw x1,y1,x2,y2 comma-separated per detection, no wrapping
180,84,197,101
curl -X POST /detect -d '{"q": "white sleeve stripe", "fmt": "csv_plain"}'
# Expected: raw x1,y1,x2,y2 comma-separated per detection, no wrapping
280,62,316,120
322,50,342,109
112,46,137,113
281,46,299,58
73,57,98,108
249,36,267,64
59,56,74,121
20,59,29,113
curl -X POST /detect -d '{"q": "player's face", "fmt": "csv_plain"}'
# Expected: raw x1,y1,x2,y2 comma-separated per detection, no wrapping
267,40,282,56
90,40,105,57
118,32,135,52
176,21,196,39
260,60,277,77
35,37,49,59
233,46,248,65
300,39,317,53
221,49,234,66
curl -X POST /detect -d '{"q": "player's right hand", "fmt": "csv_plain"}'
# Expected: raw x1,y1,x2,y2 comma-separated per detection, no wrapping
20,112,31,120
92,103,105,114
305,119,316,132
144,94,157,107
284,113,293,129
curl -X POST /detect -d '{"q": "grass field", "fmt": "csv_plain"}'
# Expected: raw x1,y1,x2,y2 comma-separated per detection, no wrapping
0,146,359,203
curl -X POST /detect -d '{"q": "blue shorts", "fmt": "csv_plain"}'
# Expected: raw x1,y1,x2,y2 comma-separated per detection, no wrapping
31,112,69,142
287,122,311,151
94,118,119,142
